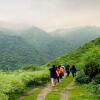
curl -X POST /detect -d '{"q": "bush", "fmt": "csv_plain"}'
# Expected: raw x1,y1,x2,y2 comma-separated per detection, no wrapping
0,93,8,100
87,83,100,94
84,60,99,78
93,74,100,84
0,70,49,100
76,70,91,84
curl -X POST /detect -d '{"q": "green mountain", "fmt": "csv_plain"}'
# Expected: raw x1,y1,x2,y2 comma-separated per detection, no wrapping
0,34,44,69
20,26,100,60
20,26,73,60
0,25,100,69
51,26,100,47
46,37,100,68
20,26,54,61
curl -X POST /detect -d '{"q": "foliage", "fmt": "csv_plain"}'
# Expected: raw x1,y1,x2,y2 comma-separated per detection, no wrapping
93,74,100,84
47,37,100,99
21,65,42,71
84,60,100,78
0,70,49,100
47,37,100,69
76,70,91,84
0,34,45,70
69,84,100,100
0,27,100,70
87,83,100,94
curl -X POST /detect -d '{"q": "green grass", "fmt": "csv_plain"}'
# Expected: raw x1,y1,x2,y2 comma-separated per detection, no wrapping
24,88,42,100
69,84,100,100
0,70,49,100
45,76,73,100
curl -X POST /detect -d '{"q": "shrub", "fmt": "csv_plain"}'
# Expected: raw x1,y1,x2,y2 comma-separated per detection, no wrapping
75,70,91,84
87,83,100,94
93,74,100,84
84,60,99,78
0,70,49,100
0,93,8,100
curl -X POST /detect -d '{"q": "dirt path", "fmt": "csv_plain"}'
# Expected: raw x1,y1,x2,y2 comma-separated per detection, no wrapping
60,81,74,100
19,79,73,100
19,88,36,100
37,83,52,100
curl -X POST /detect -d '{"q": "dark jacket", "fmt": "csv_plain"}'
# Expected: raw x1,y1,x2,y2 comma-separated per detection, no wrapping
49,67,57,79
70,67,76,73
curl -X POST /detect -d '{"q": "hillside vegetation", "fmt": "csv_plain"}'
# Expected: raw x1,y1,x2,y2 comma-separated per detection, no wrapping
0,34,44,69
0,69,49,100
0,26,100,70
46,37,100,100
0,37,99,100
47,37,100,68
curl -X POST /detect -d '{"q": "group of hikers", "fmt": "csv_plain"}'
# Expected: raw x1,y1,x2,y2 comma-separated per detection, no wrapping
49,64,77,86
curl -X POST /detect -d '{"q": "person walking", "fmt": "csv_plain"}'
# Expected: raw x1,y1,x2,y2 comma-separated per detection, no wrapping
56,66,60,83
70,65,77,77
59,65,64,79
49,65,57,86
64,64,70,77
61,64,65,77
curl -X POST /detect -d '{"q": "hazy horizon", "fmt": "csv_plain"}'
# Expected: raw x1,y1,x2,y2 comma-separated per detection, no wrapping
0,0,100,31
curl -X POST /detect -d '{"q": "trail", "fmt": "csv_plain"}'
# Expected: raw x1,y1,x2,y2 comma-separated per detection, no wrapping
19,88,36,100
60,80,74,100
37,83,52,100
19,78,73,100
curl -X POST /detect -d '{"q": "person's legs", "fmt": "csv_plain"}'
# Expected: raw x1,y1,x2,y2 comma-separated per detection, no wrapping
57,76,59,83
66,71,68,77
51,78,55,86
62,73,64,78
75,72,76,76
72,72,74,77
68,71,70,76
67,71,70,76
60,73,63,79
54,78,57,85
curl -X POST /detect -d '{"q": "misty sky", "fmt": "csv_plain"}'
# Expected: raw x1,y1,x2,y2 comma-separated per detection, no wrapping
0,0,100,31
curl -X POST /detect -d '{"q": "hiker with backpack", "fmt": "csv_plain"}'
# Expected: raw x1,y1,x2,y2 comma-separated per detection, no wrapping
59,65,64,79
49,65,57,86
56,66,60,83
70,65,77,77
64,64,70,77
61,64,65,77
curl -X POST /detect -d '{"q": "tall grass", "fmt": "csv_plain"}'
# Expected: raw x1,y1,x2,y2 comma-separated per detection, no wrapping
0,70,49,100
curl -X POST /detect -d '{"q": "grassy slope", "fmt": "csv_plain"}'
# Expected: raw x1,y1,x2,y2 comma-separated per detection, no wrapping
23,37,100,100
45,37,100,100
0,70,49,100
45,76,73,100
46,37,100,68
69,84,100,100
0,38,99,100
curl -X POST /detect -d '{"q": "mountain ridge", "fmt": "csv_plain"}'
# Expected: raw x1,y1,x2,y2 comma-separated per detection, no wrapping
0,25,100,69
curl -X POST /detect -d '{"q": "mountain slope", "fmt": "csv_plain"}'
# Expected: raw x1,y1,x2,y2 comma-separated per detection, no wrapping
46,37,100,68
0,34,44,69
51,26,100,47
20,26,53,61
0,25,100,69
20,26,100,60
18,26,73,61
